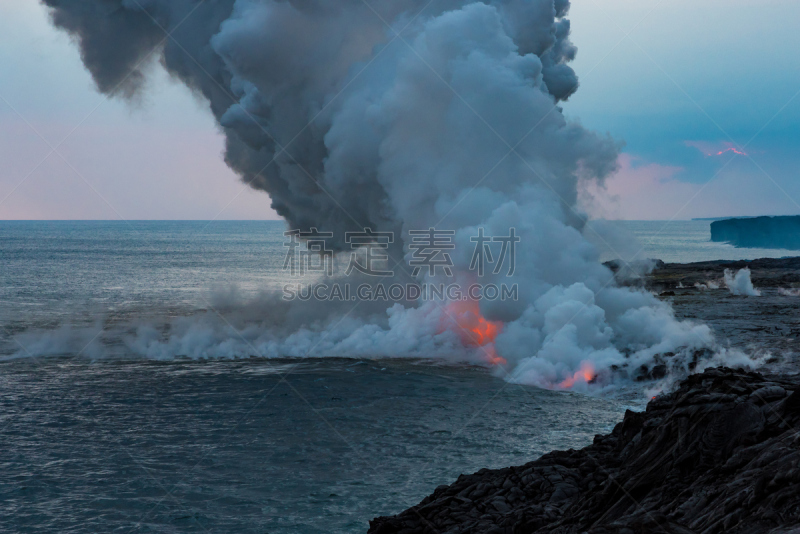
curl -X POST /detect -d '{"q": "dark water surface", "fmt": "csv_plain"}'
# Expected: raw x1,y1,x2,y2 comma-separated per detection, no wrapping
0,358,625,533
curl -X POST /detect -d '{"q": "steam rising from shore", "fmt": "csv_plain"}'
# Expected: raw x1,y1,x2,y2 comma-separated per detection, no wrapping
35,0,760,391
724,268,761,297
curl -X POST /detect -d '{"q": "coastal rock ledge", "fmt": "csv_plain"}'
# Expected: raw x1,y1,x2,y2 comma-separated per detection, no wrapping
368,368,800,534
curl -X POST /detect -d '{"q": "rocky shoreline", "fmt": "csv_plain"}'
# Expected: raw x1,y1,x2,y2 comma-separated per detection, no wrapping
604,256,800,292
368,367,800,533
648,257,800,292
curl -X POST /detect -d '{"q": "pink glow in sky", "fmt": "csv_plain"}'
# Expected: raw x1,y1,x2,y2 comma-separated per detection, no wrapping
581,154,799,221
685,140,749,158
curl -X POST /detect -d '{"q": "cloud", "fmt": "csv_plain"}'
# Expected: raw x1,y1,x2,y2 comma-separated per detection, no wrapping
685,140,748,157
582,151,800,220
581,154,697,220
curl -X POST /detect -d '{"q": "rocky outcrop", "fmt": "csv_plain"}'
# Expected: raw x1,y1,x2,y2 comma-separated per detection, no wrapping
368,368,800,533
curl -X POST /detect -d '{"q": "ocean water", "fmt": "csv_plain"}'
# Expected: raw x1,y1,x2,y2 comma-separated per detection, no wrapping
0,220,787,533
589,219,799,264
0,221,289,338
0,358,624,533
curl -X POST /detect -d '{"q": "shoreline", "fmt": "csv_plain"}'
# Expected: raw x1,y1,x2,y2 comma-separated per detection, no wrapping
648,257,800,291
368,257,800,533
368,367,800,533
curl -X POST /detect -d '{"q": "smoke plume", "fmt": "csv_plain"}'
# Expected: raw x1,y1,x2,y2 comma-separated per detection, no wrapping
40,0,758,391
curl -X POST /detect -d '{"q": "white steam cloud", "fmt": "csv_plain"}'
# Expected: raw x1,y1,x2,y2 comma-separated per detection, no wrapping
724,268,761,297
34,0,760,391
695,280,720,291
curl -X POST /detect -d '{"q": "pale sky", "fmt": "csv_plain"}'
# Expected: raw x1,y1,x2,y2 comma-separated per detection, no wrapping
567,0,800,220
1,0,799,220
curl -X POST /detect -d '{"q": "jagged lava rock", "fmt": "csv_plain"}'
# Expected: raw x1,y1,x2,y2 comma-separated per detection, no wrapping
368,367,800,534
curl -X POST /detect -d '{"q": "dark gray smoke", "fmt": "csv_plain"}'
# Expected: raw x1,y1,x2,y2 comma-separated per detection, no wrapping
43,0,594,244
40,0,759,390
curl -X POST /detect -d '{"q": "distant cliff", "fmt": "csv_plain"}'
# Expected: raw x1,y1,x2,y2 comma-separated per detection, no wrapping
710,216,800,249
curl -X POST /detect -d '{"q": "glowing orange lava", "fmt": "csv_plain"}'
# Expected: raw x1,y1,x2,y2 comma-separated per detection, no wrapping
558,362,595,389
444,300,506,365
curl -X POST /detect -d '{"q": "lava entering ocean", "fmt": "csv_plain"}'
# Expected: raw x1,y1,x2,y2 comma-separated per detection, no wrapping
557,362,596,389
443,301,506,366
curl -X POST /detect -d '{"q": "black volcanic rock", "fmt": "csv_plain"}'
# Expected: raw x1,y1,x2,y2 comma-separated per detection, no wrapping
711,216,800,249
646,256,800,292
368,368,800,533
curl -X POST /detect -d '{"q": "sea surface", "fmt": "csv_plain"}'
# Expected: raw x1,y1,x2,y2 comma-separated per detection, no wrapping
0,358,624,533
589,219,799,264
0,219,790,533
